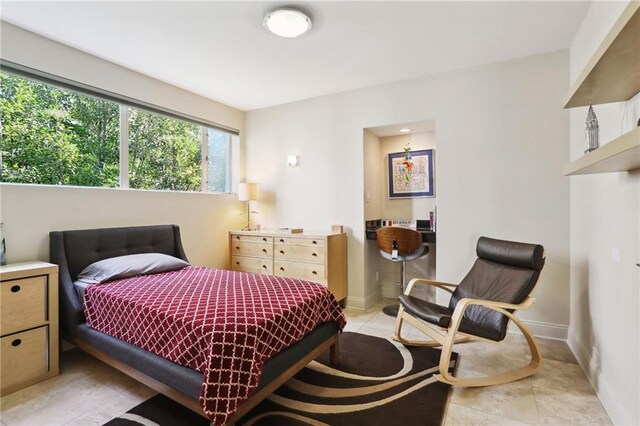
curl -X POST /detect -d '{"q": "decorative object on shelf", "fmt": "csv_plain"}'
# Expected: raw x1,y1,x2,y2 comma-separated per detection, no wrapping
585,105,600,154
238,183,259,231
0,223,5,265
331,224,343,234
388,149,435,198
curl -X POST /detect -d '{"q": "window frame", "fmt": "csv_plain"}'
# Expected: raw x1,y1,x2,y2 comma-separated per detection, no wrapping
1,62,238,194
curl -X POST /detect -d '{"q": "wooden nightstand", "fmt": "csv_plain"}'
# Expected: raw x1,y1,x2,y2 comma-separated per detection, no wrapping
0,261,59,396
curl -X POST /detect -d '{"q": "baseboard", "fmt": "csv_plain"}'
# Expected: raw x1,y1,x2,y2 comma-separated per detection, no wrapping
508,318,568,340
568,329,634,425
344,296,366,310
345,291,383,311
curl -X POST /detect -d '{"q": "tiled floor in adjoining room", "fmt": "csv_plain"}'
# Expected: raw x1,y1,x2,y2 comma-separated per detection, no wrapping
0,299,611,425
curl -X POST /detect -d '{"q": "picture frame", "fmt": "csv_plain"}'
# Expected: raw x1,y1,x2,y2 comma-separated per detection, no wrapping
388,149,435,198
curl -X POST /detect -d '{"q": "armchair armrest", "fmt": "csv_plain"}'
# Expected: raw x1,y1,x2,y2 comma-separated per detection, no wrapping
405,278,458,296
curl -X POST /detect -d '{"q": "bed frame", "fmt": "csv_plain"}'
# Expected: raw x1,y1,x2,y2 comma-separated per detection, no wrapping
49,224,339,422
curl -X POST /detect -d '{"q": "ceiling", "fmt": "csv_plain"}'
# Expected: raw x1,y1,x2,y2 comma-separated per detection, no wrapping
1,1,590,112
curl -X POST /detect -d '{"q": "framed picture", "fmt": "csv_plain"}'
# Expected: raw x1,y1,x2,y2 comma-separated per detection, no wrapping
388,149,435,198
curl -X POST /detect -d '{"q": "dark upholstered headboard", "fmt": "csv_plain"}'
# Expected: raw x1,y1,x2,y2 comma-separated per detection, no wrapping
49,225,189,339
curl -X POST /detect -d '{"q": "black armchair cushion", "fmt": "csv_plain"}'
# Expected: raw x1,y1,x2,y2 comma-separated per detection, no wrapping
476,236,544,271
399,295,502,341
448,237,544,342
399,295,452,327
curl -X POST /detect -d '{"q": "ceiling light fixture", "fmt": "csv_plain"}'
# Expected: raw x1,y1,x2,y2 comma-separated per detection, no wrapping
263,8,312,38
400,128,411,133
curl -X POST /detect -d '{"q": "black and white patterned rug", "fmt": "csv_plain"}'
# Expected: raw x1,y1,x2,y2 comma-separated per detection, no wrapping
105,332,457,426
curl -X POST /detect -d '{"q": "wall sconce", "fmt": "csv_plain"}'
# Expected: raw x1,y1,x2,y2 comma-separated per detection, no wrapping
287,155,298,167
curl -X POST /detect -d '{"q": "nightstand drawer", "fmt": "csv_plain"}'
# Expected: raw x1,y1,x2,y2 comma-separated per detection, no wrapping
231,241,273,258
1,326,49,394
273,236,325,247
274,244,325,263
1,276,47,335
274,260,325,283
230,234,273,244
231,256,273,275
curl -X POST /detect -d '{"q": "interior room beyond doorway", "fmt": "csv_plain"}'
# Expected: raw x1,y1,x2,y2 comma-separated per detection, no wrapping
363,120,437,306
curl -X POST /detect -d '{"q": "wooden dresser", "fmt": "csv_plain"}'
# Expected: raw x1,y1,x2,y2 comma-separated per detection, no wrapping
229,231,347,301
0,261,59,396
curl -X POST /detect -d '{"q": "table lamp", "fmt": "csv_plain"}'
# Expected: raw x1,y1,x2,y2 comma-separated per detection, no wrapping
238,183,258,230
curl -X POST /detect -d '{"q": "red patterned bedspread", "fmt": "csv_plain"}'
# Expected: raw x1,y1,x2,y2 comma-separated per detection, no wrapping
84,266,346,424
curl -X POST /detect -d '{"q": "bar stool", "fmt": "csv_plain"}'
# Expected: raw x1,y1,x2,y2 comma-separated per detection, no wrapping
377,227,429,317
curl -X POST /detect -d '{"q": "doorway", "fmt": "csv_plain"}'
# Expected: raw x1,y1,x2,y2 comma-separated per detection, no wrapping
363,120,437,306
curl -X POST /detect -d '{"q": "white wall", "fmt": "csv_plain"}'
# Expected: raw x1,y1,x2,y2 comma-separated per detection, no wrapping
0,184,243,268
0,23,246,267
567,2,640,424
363,130,382,306
245,50,570,338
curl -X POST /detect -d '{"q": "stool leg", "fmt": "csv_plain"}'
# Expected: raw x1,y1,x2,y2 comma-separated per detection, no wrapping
383,261,407,317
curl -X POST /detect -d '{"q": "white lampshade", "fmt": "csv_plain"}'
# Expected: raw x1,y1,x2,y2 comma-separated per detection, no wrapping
238,183,258,201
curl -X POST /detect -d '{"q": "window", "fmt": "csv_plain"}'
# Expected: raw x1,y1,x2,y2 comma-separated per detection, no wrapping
206,128,231,193
128,107,202,191
0,73,119,187
0,71,234,193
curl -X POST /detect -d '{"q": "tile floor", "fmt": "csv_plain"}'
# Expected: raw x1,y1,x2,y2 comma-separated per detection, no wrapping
0,299,611,425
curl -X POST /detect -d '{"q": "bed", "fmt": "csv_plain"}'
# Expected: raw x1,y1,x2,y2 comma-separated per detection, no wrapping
49,224,345,424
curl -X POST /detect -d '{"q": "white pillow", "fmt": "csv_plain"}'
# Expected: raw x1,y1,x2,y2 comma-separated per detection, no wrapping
76,253,190,284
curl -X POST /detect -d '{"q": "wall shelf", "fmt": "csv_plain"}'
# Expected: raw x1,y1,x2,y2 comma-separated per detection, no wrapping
563,2,640,108
563,127,640,176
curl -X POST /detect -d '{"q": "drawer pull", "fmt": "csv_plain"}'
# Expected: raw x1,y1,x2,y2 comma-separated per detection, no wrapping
236,262,240,265
262,237,268,242
235,236,240,240
279,239,285,243
235,246,240,250
312,271,318,275
262,265,267,269
11,339,22,347
10,285,21,293
312,253,318,257
262,248,268,253
280,250,285,254
280,267,285,271
312,240,318,245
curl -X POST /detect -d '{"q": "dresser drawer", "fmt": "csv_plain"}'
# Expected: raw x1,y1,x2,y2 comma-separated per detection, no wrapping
230,234,273,244
274,244,325,263
273,236,325,247
1,276,47,335
231,256,273,275
274,260,326,283
231,241,273,258
1,326,49,394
